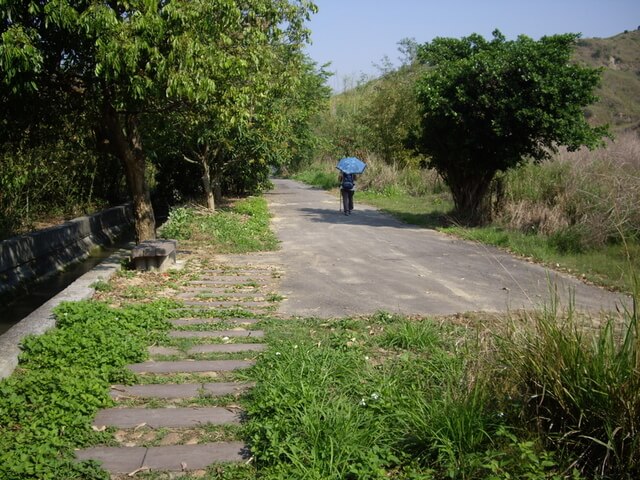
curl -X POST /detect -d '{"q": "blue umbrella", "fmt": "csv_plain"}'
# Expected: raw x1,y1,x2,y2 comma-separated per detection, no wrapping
336,156,367,174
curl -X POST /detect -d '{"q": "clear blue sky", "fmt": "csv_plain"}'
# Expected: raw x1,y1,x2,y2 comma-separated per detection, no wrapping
304,0,640,91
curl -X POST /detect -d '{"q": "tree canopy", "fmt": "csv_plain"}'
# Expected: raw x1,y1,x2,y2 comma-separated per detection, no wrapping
413,30,609,223
1,0,325,240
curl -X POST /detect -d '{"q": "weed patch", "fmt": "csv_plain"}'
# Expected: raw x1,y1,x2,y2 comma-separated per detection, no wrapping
0,300,175,479
244,314,578,478
160,198,278,253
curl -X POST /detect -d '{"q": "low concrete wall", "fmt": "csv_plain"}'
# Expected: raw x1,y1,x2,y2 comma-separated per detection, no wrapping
0,205,133,296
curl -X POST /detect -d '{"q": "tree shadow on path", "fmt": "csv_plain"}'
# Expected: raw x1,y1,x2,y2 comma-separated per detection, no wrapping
299,207,449,230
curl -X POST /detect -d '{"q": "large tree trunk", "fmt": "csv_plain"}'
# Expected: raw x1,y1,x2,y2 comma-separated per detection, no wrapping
446,168,495,225
102,104,156,242
201,156,215,211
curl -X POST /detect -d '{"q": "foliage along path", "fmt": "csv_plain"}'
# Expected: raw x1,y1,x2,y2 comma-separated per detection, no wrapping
76,262,282,477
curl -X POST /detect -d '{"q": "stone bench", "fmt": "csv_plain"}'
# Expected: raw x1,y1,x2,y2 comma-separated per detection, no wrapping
131,239,177,272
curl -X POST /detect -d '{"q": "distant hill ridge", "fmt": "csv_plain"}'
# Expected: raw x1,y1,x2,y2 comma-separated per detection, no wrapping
574,29,640,131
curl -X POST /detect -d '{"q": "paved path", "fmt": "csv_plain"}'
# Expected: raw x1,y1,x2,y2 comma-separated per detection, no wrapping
264,179,629,318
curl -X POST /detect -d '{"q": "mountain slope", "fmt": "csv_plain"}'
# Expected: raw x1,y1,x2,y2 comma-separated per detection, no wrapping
574,29,640,131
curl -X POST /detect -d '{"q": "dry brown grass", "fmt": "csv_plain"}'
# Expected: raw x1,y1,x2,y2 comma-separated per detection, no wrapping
497,131,640,246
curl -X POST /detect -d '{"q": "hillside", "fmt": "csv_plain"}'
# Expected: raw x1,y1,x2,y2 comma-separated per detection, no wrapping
574,29,640,132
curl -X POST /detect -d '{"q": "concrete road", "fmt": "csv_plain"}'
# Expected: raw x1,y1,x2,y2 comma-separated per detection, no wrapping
265,179,630,318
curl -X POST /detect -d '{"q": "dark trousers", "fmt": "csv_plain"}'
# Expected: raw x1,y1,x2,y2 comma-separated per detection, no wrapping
341,188,354,212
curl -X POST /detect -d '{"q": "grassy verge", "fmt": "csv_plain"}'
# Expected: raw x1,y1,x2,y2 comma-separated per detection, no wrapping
245,305,639,479
160,196,279,253
442,225,640,293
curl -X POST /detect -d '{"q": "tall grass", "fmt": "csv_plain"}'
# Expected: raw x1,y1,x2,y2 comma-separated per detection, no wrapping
496,131,640,249
246,313,580,478
496,293,640,478
293,154,446,198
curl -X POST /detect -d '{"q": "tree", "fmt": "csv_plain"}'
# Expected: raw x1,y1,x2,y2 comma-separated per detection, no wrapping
1,0,317,241
413,30,609,223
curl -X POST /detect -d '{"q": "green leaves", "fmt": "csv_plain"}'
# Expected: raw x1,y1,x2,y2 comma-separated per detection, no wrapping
0,24,42,92
414,30,609,223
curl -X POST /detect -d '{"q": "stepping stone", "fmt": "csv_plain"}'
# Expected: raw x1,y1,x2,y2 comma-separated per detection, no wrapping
178,291,261,299
182,300,271,308
169,330,264,339
148,346,180,356
76,446,146,474
203,269,275,276
189,279,265,285
109,382,254,400
127,360,254,374
188,343,267,354
110,383,202,400
171,318,259,326
93,407,241,429
76,442,248,473
201,382,255,397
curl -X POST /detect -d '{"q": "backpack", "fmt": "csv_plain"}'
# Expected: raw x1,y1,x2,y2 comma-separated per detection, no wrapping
341,173,354,190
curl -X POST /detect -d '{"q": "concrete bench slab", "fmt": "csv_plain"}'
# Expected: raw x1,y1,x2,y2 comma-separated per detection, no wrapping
128,360,254,374
169,330,264,339
76,442,248,473
131,239,177,272
93,407,241,429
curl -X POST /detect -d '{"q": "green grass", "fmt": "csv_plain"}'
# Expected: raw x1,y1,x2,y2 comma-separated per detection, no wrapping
245,312,624,479
292,166,339,190
0,300,177,480
358,190,453,229
160,197,279,253
443,225,640,292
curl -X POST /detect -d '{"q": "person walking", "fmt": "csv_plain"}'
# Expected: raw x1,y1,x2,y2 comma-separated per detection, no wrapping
339,171,356,215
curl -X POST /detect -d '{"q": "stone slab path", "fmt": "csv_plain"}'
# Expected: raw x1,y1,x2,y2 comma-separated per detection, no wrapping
76,442,248,474
109,382,254,400
75,262,280,476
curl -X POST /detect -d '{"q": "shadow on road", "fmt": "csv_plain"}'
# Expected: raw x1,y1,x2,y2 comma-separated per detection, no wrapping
299,207,427,229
